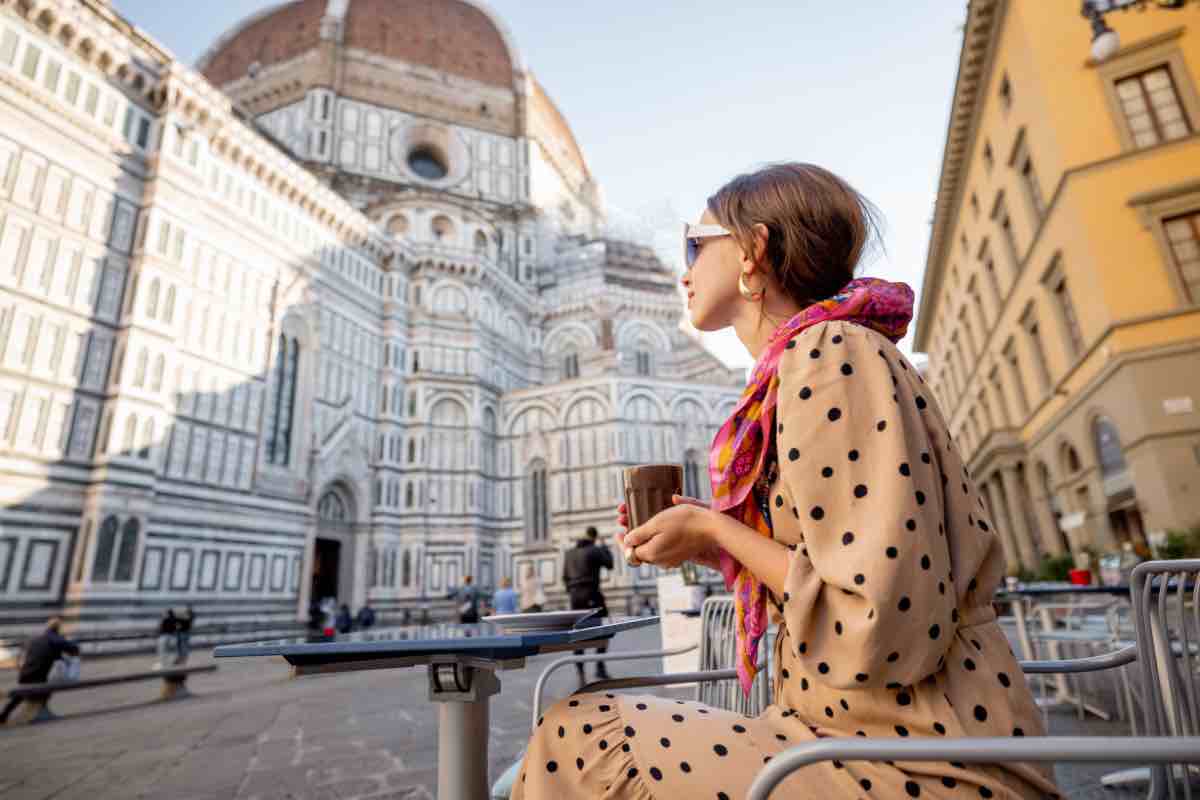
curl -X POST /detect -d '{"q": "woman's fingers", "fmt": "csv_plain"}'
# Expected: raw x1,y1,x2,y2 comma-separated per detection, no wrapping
622,524,656,549
671,494,707,508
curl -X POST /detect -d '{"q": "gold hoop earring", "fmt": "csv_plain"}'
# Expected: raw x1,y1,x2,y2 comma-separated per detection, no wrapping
738,272,764,302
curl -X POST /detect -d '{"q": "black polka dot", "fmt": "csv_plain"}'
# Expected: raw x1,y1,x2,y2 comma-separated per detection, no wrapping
827,407,842,421
906,780,922,797
921,452,931,463
840,362,854,376
598,704,610,712
809,348,821,359
929,624,941,640
915,490,926,505
799,386,812,400
821,466,834,478
905,518,916,531
1013,727,1024,736
899,462,910,476
974,704,988,722
576,757,584,770
713,744,728,756
622,743,630,753
895,725,909,737
781,667,790,679
800,677,809,690
671,714,684,722
810,506,824,520
537,716,543,726
547,761,558,773
998,672,1011,688
798,641,807,654
660,737,671,747
840,698,850,711
599,739,608,750
775,495,783,508
920,554,931,570
680,761,691,773
915,396,927,410
942,777,958,788
626,767,637,779
898,596,911,611
818,662,830,674
897,691,911,706
732,724,746,733
855,672,868,683
558,725,565,738
834,621,843,635
854,573,865,585
887,651,900,662
980,787,994,798
624,725,636,737
978,519,990,531
785,341,796,349
934,722,946,735
886,546,898,558
825,706,834,718
649,767,662,781
636,703,647,711
964,658,976,671
853,484,868,498
788,448,800,461
583,723,593,734
968,578,978,592
718,794,730,800
876,419,887,431
848,449,859,461
568,700,579,707
832,334,843,344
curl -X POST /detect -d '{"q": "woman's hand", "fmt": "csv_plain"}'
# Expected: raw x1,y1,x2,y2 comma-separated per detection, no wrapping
620,495,723,570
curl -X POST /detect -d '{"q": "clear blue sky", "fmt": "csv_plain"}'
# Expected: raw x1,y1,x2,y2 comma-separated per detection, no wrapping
112,0,966,366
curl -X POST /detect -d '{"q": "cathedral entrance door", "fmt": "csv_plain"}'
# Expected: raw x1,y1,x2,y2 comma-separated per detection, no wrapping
312,538,341,605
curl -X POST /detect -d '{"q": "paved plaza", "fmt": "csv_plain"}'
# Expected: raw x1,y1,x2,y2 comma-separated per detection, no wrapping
0,625,1149,799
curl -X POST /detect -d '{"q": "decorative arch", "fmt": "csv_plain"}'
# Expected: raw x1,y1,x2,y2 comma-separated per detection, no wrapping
1059,439,1083,476
559,391,612,428
429,279,469,315
1090,414,1128,479
670,396,710,426
616,320,671,353
620,390,667,422
316,480,359,525
428,396,470,427
505,402,557,436
544,322,597,356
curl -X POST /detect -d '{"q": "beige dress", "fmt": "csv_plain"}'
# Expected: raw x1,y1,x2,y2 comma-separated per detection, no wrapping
513,320,1061,799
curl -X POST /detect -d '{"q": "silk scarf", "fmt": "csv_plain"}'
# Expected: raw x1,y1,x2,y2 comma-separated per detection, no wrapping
709,277,914,694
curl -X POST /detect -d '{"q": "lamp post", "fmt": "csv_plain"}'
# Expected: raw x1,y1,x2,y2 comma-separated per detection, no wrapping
1081,0,1195,63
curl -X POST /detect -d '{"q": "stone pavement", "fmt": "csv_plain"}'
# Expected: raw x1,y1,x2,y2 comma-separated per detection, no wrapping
0,625,1153,799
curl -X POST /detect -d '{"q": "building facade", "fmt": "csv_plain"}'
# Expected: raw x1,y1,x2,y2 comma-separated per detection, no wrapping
916,0,1200,574
0,0,742,650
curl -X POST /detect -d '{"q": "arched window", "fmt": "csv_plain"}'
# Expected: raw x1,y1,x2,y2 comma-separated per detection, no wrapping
431,215,454,240
134,348,148,388
1061,441,1082,475
113,518,139,582
405,482,414,508
122,413,138,452
139,417,154,459
91,515,119,582
563,352,580,380
146,278,160,319
1093,417,1127,478
402,550,412,586
318,489,348,522
635,350,652,377
525,459,550,544
683,449,705,499
408,438,416,463
163,286,176,324
266,334,300,466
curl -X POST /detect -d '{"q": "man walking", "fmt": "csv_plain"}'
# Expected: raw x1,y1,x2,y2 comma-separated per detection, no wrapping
1,617,80,724
451,575,480,624
562,526,613,683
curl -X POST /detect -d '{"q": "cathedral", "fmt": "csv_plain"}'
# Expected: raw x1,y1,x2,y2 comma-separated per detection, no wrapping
0,0,743,653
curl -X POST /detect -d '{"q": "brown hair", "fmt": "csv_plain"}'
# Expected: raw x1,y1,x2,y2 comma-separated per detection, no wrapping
706,163,881,308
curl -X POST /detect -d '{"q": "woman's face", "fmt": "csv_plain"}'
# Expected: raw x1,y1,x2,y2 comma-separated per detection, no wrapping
681,209,744,332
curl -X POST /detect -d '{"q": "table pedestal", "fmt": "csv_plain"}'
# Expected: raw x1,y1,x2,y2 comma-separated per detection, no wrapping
428,660,502,800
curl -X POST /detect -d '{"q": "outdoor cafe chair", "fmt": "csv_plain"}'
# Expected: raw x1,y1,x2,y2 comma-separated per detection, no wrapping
745,558,1200,800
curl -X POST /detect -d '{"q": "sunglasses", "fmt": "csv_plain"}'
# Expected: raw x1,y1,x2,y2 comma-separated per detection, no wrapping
683,222,732,268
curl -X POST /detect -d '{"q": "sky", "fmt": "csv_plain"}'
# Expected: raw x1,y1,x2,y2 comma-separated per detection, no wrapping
112,0,966,368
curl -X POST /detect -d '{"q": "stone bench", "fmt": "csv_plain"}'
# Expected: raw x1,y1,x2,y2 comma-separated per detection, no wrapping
1,664,217,725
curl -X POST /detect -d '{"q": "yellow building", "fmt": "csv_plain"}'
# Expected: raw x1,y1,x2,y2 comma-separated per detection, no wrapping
915,0,1200,573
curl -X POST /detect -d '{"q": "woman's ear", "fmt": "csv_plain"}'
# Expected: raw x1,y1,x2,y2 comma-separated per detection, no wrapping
739,223,771,275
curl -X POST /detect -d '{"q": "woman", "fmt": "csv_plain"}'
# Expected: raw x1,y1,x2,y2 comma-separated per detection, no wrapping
520,564,547,613
514,164,1060,799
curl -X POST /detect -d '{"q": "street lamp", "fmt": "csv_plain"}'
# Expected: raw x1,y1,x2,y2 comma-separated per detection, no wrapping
1081,0,1195,63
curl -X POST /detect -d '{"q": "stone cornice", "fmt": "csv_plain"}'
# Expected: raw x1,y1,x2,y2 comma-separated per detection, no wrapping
915,0,1006,351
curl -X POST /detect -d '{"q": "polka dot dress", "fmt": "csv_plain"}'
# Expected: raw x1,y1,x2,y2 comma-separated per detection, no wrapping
514,321,1061,800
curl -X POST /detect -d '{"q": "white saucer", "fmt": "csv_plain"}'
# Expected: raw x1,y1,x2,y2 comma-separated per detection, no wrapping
481,609,599,633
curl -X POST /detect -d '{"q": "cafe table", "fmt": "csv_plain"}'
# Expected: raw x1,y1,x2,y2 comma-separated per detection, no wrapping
215,616,660,800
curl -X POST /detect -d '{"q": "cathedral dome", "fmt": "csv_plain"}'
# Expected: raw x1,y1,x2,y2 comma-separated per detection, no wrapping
200,0,519,89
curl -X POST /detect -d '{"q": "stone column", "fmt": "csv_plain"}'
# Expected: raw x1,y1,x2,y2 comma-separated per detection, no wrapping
1000,466,1039,569
1024,466,1066,556
982,477,1021,575
351,524,370,612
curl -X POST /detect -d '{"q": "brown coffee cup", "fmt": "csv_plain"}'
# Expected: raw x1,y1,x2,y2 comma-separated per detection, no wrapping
623,464,684,566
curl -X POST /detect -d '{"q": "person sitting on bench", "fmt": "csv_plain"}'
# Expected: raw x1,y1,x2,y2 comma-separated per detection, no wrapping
1,617,80,724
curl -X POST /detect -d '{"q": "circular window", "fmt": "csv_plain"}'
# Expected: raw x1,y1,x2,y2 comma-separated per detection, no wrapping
407,146,447,180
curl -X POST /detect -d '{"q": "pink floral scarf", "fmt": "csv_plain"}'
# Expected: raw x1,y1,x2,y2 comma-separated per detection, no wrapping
709,277,914,694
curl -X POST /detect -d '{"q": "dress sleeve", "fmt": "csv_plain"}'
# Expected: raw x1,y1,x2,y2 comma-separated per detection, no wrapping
772,321,956,690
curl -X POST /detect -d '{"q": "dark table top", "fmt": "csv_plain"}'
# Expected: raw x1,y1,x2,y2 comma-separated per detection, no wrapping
996,582,1131,598
213,616,660,668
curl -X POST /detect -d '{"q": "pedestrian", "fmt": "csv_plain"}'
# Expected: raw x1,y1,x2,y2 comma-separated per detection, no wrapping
562,525,613,683
355,602,377,629
519,564,545,613
449,575,480,624
1,617,80,724
156,608,178,669
335,603,353,634
175,605,194,664
515,163,1060,799
491,577,519,614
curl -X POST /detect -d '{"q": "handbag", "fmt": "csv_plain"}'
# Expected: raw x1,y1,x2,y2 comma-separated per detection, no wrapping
49,655,81,682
